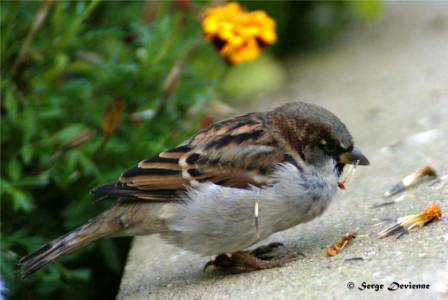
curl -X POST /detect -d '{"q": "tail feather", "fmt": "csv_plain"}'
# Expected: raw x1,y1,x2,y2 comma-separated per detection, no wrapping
90,182,175,202
19,218,113,278
19,200,163,277
90,182,142,201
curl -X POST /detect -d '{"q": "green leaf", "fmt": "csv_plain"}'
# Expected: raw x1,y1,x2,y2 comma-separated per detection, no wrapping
77,152,98,176
7,159,22,182
15,175,49,187
55,124,87,143
20,143,34,164
11,189,33,212
67,268,91,281
22,107,38,143
3,84,18,115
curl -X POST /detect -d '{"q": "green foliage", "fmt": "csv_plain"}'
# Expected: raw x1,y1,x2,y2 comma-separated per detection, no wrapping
1,1,222,299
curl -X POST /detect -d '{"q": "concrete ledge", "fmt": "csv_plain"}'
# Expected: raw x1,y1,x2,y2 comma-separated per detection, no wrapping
119,3,448,299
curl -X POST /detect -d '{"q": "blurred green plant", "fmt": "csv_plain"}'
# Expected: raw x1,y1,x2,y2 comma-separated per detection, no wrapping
0,1,226,299
1,1,381,299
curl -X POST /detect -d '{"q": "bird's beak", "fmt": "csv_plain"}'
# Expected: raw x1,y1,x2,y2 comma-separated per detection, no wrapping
339,146,370,165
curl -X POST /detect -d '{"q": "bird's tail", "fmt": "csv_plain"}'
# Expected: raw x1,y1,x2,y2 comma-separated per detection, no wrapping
18,214,116,278
19,200,166,277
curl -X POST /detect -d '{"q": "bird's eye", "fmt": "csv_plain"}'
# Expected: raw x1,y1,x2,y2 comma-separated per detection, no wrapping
323,142,337,154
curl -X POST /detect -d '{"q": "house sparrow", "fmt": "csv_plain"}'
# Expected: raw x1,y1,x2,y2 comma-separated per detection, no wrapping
19,101,369,276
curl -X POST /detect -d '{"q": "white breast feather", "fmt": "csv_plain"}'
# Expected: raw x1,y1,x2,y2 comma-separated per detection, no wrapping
162,162,338,255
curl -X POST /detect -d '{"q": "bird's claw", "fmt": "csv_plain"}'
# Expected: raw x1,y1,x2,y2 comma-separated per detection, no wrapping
203,243,304,272
203,253,235,272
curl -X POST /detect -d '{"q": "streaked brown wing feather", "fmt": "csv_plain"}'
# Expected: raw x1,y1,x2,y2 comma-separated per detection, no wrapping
104,113,288,201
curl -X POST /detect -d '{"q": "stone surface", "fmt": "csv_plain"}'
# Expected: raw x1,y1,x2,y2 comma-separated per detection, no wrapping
118,2,448,299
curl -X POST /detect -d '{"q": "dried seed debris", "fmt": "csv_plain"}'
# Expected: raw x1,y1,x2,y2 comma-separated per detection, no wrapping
384,166,437,198
371,194,407,208
327,233,357,257
377,202,442,239
338,161,359,189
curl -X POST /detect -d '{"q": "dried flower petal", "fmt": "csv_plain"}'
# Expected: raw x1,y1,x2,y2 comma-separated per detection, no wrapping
103,98,124,140
327,233,357,257
200,114,215,128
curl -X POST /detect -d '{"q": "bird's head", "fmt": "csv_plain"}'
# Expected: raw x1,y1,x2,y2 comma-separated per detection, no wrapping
270,102,369,176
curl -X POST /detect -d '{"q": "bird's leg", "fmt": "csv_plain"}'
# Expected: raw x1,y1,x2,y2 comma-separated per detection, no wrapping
204,243,302,272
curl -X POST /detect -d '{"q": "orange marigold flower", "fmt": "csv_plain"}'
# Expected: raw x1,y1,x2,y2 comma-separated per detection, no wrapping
202,2,277,64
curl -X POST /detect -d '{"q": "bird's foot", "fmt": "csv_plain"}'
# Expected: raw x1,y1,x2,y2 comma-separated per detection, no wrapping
250,242,305,260
204,243,303,272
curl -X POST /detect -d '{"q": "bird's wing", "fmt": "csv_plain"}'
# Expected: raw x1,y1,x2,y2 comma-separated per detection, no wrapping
91,113,293,201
